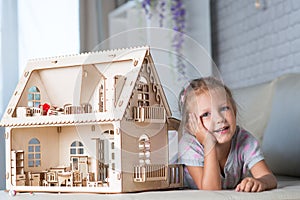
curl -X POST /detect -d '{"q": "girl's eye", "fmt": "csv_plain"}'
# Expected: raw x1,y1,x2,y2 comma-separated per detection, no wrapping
221,106,230,111
201,112,210,118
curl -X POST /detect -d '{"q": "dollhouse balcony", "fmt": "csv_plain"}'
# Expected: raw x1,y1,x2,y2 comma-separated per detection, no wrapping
133,164,167,182
133,106,165,123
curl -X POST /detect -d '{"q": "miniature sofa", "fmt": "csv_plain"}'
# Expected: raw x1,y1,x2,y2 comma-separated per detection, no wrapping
1,74,300,199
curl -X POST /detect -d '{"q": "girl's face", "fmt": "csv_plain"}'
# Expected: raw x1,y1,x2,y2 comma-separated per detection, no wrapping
194,88,236,144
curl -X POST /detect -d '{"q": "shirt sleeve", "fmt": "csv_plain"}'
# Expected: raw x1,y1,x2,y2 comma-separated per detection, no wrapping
177,131,205,166
240,130,265,170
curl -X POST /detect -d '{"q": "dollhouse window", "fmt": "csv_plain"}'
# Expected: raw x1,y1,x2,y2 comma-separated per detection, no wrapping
98,139,105,161
111,142,115,149
28,86,41,107
70,141,84,155
28,138,41,167
138,134,151,165
99,84,105,112
137,78,149,107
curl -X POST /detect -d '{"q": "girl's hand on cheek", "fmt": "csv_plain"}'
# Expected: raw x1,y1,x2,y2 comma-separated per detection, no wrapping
186,113,216,146
235,177,266,192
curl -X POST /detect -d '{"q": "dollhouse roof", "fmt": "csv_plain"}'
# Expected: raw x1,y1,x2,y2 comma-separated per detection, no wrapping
0,46,172,127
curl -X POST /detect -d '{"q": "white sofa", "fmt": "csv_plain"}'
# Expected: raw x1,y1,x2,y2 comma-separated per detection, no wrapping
234,73,300,179
1,74,300,199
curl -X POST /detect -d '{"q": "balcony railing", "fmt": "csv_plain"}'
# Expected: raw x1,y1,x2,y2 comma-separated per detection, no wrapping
64,103,92,115
168,164,183,187
133,164,167,182
133,106,165,123
133,164,183,187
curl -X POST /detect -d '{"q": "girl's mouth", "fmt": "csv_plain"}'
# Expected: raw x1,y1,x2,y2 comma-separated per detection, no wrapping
214,126,230,134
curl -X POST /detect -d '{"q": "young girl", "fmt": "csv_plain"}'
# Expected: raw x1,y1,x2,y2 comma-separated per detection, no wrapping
177,77,277,192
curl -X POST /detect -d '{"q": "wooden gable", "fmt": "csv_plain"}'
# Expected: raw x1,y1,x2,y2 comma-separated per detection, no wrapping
0,46,171,127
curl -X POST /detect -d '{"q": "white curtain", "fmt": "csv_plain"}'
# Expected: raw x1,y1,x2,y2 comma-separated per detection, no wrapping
0,0,19,190
79,0,116,52
18,0,80,74
0,0,81,189
0,0,19,114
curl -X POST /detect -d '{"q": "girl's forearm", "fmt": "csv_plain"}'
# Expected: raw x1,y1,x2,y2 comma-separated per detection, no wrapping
201,145,221,190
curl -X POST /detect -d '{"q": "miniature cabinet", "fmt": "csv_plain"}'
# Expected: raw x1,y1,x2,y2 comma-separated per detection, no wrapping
1,46,183,193
26,172,41,186
11,150,25,186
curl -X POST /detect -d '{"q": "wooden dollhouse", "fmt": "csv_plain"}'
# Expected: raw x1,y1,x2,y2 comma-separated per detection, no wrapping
0,46,183,193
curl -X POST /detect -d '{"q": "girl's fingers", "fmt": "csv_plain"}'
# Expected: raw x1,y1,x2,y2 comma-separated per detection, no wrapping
244,181,254,192
191,113,205,132
186,113,199,135
236,178,249,192
235,184,240,192
186,113,217,153
251,182,259,192
257,184,263,192
236,178,264,192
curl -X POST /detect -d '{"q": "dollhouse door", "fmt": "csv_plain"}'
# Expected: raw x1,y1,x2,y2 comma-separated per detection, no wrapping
70,156,88,178
96,139,108,182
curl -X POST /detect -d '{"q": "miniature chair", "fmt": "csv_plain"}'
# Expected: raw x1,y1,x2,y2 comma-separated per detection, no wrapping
42,179,49,186
65,172,73,187
46,171,58,186
64,104,83,115
87,172,103,187
30,107,41,116
72,171,82,187
63,104,72,115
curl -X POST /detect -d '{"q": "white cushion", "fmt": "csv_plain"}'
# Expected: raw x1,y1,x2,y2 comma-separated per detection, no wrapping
233,81,274,144
262,74,300,177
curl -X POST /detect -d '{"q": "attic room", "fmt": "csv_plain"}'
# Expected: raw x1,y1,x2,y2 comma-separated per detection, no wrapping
1,0,300,199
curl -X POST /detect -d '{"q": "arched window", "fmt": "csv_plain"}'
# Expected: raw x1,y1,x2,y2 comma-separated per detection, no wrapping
138,134,151,165
70,141,84,155
103,130,114,139
28,138,41,167
28,86,41,107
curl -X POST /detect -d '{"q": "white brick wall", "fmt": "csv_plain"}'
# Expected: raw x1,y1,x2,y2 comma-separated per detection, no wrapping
211,0,300,89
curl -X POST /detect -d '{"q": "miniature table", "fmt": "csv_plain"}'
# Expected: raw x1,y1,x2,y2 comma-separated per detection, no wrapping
57,172,72,187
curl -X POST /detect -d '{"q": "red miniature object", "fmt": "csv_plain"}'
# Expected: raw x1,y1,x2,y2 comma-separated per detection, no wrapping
42,103,50,115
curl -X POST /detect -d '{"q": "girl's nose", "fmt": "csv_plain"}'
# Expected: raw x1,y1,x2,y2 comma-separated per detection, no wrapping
214,111,225,124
